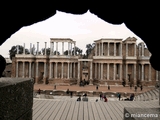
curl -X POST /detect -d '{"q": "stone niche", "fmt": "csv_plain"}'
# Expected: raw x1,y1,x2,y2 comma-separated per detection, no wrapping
0,78,34,120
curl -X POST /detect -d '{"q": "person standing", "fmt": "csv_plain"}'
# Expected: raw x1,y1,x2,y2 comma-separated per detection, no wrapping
135,85,137,92
96,85,98,90
38,88,41,95
108,85,110,90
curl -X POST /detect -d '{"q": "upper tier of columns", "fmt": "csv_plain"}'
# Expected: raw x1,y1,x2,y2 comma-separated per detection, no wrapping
95,42,122,56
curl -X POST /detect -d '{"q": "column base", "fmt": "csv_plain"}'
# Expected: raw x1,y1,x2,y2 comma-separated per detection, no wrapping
43,77,47,84
35,77,39,84
89,79,93,85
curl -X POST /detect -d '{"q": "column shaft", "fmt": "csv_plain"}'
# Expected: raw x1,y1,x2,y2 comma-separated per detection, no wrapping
108,42,110,56
126,43,128,56
149,64,151,81
99,43,100,56
101,63,103,80
56,42,58,55
95,63,97,79
114,43,116,56
36,62,39,83
61,62,63,78
90,61,92,79
62,42,64,55
55,62,57,78
142,43,144,56
134,43,136,56
37,42,39,55
49,62,52,78
68,62,70,79
22,62,25,78
95,43,97,56
141,64,144,81
78,61,80,80
73,62,75,78
50,42,52,55
29,62,32,78
126,63,128,84
120,64,122,80
134,64,136,81
70,62,72,78
113,63,116,80
16,61,18,77
107,63,110,80
101,42,103,56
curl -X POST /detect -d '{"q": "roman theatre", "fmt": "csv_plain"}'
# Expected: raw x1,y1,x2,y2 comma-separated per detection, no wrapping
11,37,160,86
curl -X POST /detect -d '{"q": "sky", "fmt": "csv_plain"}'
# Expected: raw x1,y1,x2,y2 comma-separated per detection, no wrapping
0,10,143,58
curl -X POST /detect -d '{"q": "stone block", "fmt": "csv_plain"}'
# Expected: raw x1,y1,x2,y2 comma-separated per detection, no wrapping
0,78,34,120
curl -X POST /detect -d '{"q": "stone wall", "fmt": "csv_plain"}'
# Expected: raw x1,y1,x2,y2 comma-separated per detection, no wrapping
0,78,33,120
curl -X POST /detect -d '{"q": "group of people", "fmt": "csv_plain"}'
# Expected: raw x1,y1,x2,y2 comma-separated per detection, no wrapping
117,92,135,101
99,93,108,102
79,79,89,86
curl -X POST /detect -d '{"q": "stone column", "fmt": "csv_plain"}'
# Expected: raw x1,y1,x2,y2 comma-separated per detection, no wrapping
139,45,141,56
29,62,32,78
37,42,39,55
134,63,136,80
50,42,53,55
35,62,39,84
156,71,159,81
55,62,57,79
23,43,25,54
120,43,122,56
141,63,144,81
126,63,128,85
71,43,72,56
126,43,128,56
78,61,80,80
43,62,47,84
44,42,47,55
70,62,72,78
142,43,144,56
113,63,116,80
101,42,103,56
108,42,110,56
52,42,54,55
30,43,32,55
16,61,18,77
22,61,25,78
90,61,92,80
95,43,97,56
99,63,101,79
114,42,116,56
139,64,141,80
62,42,64,55
134,43,136,56
17,45,19,54
95,63,97,79
107,63,110,80
68,62,70,79
119,63,122,80
149,64,151,81
101,63,103,80
99,43,101,56
49,62,52,79
56,42,58,55
68,42,70,55
61,62,63,79
74,42,76,56
73,62,75,78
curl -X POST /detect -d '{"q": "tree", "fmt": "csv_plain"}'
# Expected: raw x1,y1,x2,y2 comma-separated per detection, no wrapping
53,50,60,55
72,46,83,55
85,43,95,58
41,48,50,55
9,45,30,60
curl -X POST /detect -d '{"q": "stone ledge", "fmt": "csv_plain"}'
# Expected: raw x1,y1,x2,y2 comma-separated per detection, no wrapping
0,78,34,120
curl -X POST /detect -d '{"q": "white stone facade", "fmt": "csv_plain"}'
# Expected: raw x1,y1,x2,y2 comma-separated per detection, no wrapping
12,37,160,86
